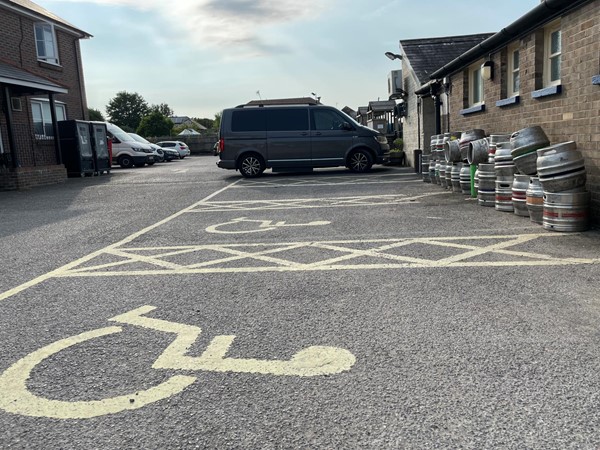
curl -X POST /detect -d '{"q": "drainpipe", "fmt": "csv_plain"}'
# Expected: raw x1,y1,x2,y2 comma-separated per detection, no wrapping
49,93,62,165
3,86,18,168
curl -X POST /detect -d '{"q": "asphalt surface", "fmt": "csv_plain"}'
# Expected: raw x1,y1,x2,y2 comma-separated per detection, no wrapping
1,155,600,449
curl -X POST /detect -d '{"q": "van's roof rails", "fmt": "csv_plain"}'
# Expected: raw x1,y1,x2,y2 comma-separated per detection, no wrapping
236,97,321,108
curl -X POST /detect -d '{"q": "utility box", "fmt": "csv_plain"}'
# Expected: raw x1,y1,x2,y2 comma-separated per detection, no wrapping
58,120,94,177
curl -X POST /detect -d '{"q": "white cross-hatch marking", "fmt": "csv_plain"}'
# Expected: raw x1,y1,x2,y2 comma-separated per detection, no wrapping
233,176,421,188
52,233,599,278
188,192,450,212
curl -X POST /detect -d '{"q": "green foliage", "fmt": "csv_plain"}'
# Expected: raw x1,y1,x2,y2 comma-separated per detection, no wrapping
88,107,104,121
137,111,174,138
391,138,404,152
194,117,214,129
212,112,222,131
150,103,173,117
106,91,149,130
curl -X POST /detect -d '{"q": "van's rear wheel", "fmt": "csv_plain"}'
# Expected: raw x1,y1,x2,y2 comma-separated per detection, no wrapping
347,149,373,173
239,154,265,178
118,155,134,169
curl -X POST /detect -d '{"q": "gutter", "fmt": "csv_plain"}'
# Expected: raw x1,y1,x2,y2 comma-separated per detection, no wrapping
429,0,592,80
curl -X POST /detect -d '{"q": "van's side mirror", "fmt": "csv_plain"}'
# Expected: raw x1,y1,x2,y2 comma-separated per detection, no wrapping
340,122,353,131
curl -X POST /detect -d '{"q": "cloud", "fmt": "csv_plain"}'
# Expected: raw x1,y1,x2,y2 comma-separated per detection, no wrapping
49,0,334,55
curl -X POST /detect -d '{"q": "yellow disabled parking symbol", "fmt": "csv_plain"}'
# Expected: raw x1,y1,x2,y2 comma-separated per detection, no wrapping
0,306,355,419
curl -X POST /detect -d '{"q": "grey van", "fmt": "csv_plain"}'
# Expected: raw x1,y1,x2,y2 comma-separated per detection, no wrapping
216,99,389,177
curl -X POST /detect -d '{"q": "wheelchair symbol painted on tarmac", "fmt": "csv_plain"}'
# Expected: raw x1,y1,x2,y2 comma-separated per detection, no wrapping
205,217,331,234
0,306,355,419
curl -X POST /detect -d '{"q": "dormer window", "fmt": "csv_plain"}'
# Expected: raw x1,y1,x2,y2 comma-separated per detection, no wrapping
34,22,59,65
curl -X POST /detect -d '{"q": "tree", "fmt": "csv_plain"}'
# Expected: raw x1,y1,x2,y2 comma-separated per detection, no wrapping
137,111,173,137
150,103,173,117
106,91,149,131
88,107,104,121
194,117,214,129
212,112,222,131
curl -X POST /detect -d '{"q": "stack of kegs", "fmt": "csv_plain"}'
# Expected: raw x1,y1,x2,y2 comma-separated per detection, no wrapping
422,154,431,182
477,163,496,207
457,130,484,196
536,141,590,231
494,142,516,212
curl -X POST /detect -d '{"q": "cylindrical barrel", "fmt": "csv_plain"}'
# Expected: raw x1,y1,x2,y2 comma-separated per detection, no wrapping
512,174,530,217
444,139,462,163
467,138,489,165
445,163,453,189
422,155,431,182
459,129,485,162
495,165,516,212
526,176,544,224
429,160,436,183
477,163,496,207
543,191,591,232
459,164,472,195
451,163,462,193
488,134,511,163
494,142,514,167
510,125,550,175
537,142,587,192
439,164,447,188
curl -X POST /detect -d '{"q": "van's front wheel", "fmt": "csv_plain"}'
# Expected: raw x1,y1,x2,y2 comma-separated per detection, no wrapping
347,149,373,173
239,154,265,178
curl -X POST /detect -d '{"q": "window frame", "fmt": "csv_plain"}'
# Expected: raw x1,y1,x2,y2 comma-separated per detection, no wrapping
468,60,485,107
34,22,60,65
31,99,66,138
507,43,520,97
544,21,561,87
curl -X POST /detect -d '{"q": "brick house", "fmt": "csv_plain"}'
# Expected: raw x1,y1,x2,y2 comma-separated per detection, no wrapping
396,34,493,167
0,0,91,190
396,0,599,224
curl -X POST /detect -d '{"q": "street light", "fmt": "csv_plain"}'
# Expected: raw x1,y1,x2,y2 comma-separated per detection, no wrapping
385,51,402,61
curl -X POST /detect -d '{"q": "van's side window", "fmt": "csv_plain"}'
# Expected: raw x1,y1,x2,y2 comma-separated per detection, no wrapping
312,109,345,130
266,109,309,131
232,110,266,132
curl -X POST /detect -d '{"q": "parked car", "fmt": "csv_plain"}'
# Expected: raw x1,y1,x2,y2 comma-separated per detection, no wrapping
217,99,389,177
98,122,155,168
128,133,164,163
156,141,191,159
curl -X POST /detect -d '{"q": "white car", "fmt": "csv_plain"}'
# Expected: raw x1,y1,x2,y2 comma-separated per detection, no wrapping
155,141,190,159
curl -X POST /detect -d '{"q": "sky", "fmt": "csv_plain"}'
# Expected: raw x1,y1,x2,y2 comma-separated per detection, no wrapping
35,0,542,120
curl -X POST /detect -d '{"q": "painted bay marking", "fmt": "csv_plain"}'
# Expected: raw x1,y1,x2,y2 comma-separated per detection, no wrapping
51,233,599,278
234,172,419,188
189,192,451,213
0,306,356,419
205,217,331,234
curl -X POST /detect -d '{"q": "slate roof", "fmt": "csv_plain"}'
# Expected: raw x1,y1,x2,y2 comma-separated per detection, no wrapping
400,34,494,85
368,100,396,112
0,59,67,93
3,0,91,37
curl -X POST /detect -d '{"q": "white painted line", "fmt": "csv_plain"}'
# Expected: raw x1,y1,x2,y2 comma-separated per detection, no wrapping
0,179,242,302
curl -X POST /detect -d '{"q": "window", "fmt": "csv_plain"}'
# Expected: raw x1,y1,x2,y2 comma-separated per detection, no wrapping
231,109,266,132
468,61,484,106
266,109,308,131
311,109,347,130
508,44,520,97
31,99,66,137
34,23,59,65
544,22,561,86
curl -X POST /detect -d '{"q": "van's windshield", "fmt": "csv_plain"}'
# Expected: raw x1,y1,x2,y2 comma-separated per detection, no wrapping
108,123,135,142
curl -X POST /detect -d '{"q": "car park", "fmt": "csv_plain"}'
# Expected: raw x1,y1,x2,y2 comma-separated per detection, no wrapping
155,141,191,159
128,133,178,162
98,122,155,168
216,98,389,178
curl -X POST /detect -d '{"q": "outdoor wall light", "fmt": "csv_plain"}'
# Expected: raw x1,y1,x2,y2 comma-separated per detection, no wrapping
482,60,494,81
385,51,403,61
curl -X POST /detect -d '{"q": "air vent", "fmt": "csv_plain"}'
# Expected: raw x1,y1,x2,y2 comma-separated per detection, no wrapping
11,97,22,111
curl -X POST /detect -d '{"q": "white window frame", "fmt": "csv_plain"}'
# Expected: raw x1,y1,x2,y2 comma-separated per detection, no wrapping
31,99,66,138
544,21,561,87
468,60,484,107
507,43,520,97
34,22,60,65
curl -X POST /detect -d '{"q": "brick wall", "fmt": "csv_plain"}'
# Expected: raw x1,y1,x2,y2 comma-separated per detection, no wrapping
444,3,600,224
0,5,89,190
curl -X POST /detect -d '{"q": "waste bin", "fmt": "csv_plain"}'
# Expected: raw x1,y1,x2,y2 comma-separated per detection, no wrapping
89,122,111,175
58,120,95,177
